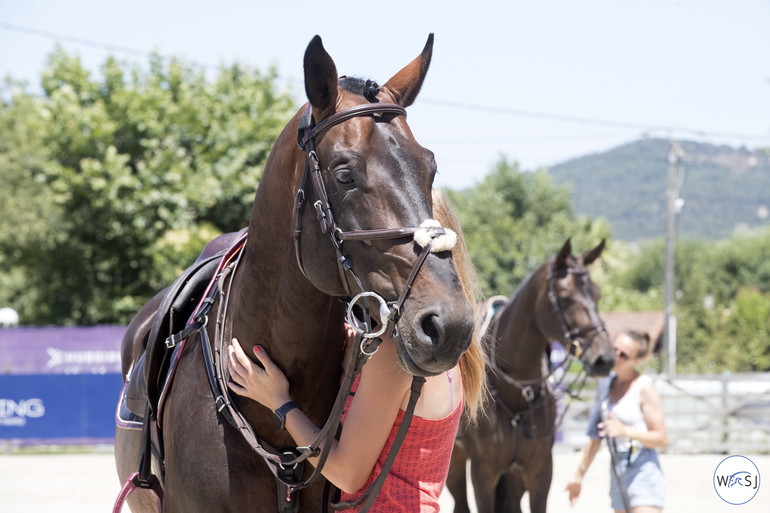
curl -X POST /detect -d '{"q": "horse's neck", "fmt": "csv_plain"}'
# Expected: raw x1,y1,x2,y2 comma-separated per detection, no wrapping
493,267,549,380
232,126,336,342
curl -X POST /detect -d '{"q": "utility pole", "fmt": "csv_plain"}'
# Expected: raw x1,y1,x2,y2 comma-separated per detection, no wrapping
664,141,683,377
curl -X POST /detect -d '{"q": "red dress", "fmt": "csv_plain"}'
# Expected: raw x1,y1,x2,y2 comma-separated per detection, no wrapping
337,373,463,512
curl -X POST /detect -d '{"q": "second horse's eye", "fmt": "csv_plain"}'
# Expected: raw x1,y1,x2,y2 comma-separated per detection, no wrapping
335,169,354,185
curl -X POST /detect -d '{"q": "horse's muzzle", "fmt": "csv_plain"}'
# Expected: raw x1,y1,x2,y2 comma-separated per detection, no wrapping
395,303,474,377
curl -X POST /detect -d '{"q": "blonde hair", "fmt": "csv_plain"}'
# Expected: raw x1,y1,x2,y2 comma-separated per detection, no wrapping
432,189,488,422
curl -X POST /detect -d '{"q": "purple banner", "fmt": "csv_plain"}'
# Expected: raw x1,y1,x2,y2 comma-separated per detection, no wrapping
0,325,126,375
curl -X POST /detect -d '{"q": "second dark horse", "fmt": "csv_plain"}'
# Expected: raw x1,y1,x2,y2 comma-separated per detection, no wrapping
446,239,614,513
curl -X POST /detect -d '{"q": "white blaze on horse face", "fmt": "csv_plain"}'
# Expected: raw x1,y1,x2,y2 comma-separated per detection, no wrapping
413,219,457,253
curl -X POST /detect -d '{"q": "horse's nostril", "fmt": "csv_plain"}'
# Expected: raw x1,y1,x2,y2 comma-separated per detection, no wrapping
591,354,616,375
421,313,440,346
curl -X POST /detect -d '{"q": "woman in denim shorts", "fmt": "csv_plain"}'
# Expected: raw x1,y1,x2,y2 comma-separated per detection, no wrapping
565,330,668,512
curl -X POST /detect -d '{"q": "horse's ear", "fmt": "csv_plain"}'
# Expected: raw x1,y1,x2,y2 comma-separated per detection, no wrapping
379,34,434,107
582,239,606,266
304,35,339,121
555,238,572,269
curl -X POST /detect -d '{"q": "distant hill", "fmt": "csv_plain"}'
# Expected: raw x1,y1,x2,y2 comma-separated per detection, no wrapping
548,138,770,241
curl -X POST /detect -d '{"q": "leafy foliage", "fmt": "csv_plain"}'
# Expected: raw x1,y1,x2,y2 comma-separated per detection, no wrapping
1,51,768,374
609,228,770,373
445,156,612,298
0,48,295,325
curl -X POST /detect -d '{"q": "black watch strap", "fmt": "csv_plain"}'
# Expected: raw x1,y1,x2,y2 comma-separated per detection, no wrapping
273,400,301,430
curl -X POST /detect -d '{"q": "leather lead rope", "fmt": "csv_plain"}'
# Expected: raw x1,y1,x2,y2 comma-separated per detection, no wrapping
327,375,427,512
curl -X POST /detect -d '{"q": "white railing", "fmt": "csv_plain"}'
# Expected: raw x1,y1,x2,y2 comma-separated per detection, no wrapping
555,372,770,454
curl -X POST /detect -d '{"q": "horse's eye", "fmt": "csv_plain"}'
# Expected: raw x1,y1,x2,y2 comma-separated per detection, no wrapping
335,169,354,185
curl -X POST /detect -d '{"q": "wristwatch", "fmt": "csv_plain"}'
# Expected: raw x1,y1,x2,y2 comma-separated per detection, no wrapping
273,401,301,430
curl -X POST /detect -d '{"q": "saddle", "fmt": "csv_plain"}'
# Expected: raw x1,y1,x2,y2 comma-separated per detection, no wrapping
125,228,247,419
479,295,508,342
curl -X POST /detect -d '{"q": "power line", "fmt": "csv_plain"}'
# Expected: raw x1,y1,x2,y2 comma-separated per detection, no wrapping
3,21,769,144
0,21,221,71
419,99,770,143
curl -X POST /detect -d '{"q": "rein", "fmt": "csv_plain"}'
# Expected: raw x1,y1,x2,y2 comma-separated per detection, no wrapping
179,237,380,491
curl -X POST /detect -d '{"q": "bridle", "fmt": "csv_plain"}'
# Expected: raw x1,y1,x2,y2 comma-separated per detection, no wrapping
545,259,606,359
487,259,606,423
294,101,453,338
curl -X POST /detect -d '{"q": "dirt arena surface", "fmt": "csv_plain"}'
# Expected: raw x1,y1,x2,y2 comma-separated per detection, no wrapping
0,447,767,512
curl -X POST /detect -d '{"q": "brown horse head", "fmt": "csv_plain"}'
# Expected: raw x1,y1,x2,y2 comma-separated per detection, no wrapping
290,35,473,377
539,238,614,376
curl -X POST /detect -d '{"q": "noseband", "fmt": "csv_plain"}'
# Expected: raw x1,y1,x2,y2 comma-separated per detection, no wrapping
545,259,606,358
294,102,453,338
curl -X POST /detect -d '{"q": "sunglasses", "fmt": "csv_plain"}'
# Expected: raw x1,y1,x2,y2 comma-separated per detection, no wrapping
615,347,635,360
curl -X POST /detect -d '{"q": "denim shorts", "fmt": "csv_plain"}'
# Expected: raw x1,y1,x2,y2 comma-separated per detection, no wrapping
609,448,666,510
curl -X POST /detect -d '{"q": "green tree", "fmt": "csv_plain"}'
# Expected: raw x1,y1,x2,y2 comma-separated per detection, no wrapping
0,48,295,325
614,227,770,373
446,156,612,297
0,79,63,321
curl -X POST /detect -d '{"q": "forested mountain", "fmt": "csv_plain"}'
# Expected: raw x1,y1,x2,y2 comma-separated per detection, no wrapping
548,138,770,241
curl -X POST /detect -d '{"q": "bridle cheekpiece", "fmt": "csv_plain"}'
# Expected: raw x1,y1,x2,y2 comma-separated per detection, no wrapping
294,101,454,339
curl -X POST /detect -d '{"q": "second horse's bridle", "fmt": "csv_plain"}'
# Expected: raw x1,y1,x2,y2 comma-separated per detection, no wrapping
487,259,607,401
545,258,607,358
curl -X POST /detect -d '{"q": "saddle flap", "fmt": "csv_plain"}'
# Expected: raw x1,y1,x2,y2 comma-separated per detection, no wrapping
125,352,148,417
143,255,222,414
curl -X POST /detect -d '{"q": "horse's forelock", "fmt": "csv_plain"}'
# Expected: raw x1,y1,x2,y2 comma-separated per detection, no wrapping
339,76,381,102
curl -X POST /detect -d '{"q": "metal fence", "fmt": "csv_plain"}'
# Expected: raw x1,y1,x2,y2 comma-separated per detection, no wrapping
556,372,770,454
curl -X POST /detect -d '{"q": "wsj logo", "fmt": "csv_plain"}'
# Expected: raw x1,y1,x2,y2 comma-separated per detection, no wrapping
0,398,46,427
713,455,761,505
715,471,758,489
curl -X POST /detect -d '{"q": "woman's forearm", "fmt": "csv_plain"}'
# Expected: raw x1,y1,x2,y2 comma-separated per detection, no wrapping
283,408,374,494
630,426,667,449
576,438,601,477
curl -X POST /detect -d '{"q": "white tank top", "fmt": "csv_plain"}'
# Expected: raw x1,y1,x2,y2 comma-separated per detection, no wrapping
607,374,650,452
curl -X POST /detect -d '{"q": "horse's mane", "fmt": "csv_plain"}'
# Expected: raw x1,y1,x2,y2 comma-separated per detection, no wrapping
339,76,380,102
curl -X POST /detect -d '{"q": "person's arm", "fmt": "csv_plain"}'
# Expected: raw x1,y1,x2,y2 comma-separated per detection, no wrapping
564,437,601,506
637,379,668,449
227,335,412,494
565,382,605,507
599,379,668,449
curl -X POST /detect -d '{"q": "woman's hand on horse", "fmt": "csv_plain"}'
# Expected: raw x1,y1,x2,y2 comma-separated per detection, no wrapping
227,338,292,412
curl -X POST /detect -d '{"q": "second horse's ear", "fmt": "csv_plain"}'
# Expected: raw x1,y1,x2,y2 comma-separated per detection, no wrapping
304,35,339,122
379,34,433,107
582,239,606,266
554,238,572,269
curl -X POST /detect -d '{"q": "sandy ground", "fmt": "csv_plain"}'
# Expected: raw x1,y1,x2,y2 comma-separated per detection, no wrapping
0,447,767,512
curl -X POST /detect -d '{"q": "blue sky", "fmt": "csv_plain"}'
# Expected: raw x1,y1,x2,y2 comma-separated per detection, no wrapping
1,0,768,189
